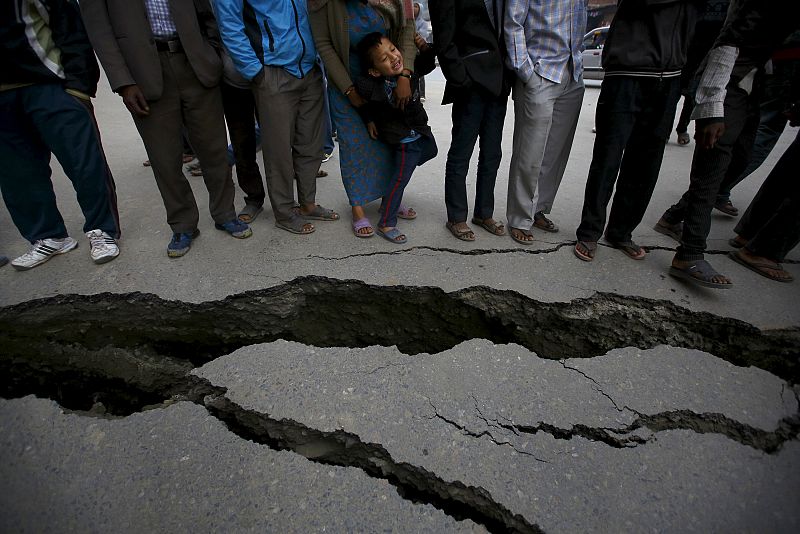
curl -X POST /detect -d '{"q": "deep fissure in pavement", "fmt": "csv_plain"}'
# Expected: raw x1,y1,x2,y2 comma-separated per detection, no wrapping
2,276,798,382
2,276,799,531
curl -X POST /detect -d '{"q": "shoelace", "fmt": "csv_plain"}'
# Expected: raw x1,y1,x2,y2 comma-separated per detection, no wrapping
89,232,115,249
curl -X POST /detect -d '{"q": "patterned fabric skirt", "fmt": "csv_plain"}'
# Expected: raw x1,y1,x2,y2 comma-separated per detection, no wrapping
329,87,394,207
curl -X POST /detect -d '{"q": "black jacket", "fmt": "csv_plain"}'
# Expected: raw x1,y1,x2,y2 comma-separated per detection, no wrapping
429,0,511,103
602,0,705,77
715,0,800,83
354,48,436,145
0,0,99,95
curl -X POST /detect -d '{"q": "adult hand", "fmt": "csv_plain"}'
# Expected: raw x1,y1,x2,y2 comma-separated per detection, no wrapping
347,88,366,108
414,34,429,51
119,84,150,117
394,75,411,110
695,119,725,150
367,122,378,139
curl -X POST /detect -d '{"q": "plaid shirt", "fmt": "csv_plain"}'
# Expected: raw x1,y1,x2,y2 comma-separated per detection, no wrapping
504,0,586,84
692,45,739,120
144,0,178,39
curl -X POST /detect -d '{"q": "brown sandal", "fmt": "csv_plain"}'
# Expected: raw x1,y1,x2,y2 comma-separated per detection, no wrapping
446,221,475,241
471,217,505,236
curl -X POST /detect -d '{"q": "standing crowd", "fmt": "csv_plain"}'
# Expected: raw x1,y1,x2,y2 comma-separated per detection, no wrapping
0,0,798,287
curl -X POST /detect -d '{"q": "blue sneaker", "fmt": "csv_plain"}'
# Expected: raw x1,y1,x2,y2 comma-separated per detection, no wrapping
167,229,200,258
215,219,252,239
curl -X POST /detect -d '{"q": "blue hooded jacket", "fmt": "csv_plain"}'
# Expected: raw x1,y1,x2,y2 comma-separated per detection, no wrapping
213,0,317,80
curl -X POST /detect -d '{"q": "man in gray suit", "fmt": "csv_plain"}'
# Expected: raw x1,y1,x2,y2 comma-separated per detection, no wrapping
81,0,252,258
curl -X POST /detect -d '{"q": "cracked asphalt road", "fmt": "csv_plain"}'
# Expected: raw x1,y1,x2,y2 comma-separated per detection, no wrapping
1,74,799,533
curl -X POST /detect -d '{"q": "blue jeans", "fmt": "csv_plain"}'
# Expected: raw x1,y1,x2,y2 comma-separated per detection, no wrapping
379,135,437,228
444,88,507,223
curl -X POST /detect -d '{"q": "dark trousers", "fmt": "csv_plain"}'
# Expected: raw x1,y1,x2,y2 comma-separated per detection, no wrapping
576,76,680,243
664,84,760,260
444,88,507,223
252,65,324,223
735,130,800,262
716,60,798,203
220,81,264,207
379,135,437,228
0,84,120,243
133,51,236,233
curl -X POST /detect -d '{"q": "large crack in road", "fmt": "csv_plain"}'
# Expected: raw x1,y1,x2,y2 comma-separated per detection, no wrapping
2,276,799,532
2,276,798,381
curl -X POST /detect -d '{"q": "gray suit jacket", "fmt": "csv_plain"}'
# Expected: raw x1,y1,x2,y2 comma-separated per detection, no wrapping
81,0,222,100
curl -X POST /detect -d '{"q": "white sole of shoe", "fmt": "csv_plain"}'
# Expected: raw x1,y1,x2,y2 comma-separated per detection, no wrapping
12,238,78,271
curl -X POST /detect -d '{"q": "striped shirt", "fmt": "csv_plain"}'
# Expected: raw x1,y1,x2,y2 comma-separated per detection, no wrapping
691,45,739,120
144,0,178,40
504,0,587,84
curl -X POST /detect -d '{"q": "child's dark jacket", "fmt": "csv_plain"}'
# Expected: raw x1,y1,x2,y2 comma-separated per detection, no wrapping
354,48,436,145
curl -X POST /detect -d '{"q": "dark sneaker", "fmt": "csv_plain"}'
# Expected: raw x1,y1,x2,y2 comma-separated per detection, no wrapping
167,230,200,258
12,237,78,270
215,219,253,239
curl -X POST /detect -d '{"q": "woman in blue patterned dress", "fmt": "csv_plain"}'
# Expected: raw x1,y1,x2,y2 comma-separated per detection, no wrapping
310,0,417,237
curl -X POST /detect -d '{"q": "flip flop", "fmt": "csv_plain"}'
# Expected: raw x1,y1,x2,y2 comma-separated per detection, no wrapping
446,221,475,241
533,212,558,233
509,227,534,245
605,238,646,260
471,217,505,236
352,217,374,238
728,250,793,283
669,259,732,289
376,227,407,244
275,214,315,235
677,132,691,145
397,206,417,220
574,240,597,262
298,205,339,221
237,204,263,224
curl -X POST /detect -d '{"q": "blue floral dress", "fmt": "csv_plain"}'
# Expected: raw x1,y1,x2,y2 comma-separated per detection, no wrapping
329,0,395,206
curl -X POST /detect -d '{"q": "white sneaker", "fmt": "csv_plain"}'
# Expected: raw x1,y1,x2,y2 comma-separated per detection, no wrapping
86,230,119,264
11,237,78,271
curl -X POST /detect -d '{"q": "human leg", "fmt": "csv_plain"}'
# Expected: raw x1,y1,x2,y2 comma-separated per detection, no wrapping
473,92,506,231
737,131,800,261
176,56,237,227
444,89,483,225
605,77,680,244
293,68,327,215
220,81,265,209
134,55,200,234
535,77,584,216
575,77,638,243
717,61,797,203
0,87,69,243
25,84,120,239
676,86,751,262
253,66,309,228
379,140,425,231
505,75,557,233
